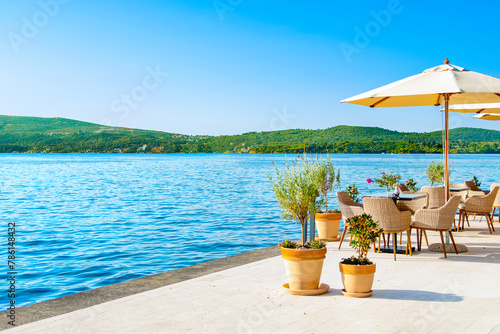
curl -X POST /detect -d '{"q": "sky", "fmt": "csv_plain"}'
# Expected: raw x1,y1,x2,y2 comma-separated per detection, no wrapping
1,0,500,136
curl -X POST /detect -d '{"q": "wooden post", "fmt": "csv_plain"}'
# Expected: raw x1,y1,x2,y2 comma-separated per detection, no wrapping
444,93,450,201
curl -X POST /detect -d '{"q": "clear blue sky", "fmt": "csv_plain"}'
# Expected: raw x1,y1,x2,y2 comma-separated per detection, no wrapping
2,0,500,135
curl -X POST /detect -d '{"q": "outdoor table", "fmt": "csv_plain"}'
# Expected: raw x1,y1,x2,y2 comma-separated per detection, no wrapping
450,187,470,193
363,193,426,202
362,193,426,254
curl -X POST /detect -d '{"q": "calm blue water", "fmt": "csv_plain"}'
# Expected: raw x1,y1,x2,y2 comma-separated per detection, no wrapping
1,153,498,307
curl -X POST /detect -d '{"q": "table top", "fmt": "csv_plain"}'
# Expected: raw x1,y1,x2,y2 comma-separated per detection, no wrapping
362,193,426,201
450,187,470,192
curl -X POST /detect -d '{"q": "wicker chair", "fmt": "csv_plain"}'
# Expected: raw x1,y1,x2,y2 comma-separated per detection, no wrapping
449,182,469,202
363,197,412,261
491,183,500,224
393,186,429,247
336,191,364,250
412,196,462,258
464,180,489,197
397,184,410,192
421,186,446,209
458,187,500,233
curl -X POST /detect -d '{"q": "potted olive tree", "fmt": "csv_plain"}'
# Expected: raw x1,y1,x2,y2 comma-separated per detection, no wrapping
339,214,382,298
426,160,445,186
315,157,342,241
270,157,329,295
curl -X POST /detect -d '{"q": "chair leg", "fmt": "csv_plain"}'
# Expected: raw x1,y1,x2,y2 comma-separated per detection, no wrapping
415,227,420,250
485,214,493,234
378,235,381,253
460,210,466,230
392,233,396,261
465,213,470,227
399,232,402,245
405,232,408,255
448,231,458,254
458,211,463,230
418,229,422,251
338,227,347,250
490,213,496,232
407,229,412,256
439,231,447,258
423,230,429,247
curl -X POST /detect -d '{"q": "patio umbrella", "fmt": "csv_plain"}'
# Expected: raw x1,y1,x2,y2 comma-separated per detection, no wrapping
341,59,500,199
449,103,500,114
473,113,500,121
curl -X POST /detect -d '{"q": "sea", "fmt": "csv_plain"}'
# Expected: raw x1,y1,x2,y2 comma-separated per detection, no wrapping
1,153,498,308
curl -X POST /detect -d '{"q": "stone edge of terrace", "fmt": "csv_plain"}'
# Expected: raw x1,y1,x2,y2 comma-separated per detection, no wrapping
0,245,280,331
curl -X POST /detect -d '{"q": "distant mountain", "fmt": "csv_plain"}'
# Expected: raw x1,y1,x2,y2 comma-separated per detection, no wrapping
0,115,499,154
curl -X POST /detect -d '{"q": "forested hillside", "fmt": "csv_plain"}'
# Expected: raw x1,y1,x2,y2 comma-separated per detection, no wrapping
0,115,499,154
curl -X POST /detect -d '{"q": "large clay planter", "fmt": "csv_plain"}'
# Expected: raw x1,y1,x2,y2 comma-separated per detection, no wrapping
339,262,376,297
315,212,342,240
281,247,327,292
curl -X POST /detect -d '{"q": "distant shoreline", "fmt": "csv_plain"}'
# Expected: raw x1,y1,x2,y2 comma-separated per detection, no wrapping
1,115,500,154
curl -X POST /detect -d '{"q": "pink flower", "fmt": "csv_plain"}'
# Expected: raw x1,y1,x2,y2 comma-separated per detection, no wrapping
367,178,373,183
380,172,385,175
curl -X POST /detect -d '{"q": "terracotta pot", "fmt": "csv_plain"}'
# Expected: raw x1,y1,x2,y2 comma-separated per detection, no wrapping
315,212,342,240
339,262,376,297
280,247,327,291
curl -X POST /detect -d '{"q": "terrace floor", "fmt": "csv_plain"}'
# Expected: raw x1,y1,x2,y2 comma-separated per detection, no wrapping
3,215,500,333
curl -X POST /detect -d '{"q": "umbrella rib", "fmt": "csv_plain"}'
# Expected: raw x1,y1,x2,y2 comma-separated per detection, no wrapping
369,97,390,108
434,94,441,106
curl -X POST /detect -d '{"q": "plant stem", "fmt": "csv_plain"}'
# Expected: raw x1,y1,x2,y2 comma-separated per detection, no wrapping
301,220,306,246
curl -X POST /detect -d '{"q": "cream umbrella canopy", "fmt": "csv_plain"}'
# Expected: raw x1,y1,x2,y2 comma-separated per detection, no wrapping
473,113,500,121
449,103,500,114
341,59,500,199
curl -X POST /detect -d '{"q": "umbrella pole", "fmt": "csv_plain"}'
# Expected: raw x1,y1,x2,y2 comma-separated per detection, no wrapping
444,93,451,245
444,93,450,201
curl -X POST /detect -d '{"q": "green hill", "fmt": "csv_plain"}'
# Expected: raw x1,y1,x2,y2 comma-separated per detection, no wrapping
0,115,499,154
204,126,500,153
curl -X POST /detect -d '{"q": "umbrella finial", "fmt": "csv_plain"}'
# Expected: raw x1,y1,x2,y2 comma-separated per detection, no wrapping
444,58,450,65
